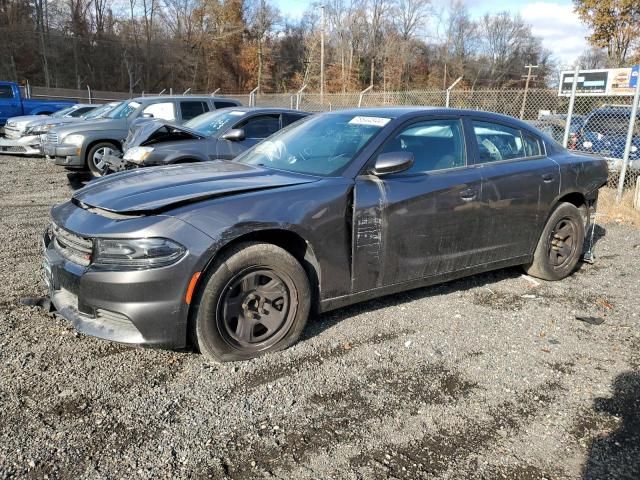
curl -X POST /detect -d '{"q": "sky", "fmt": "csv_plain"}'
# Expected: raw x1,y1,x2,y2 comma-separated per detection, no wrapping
272,0,590,66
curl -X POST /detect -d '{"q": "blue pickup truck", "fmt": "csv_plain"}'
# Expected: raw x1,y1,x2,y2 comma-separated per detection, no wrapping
0,81,75,127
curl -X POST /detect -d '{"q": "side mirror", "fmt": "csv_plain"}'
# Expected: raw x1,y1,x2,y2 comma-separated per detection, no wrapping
221,128,246,142
371,151,414,176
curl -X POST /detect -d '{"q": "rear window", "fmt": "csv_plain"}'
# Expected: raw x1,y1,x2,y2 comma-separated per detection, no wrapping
584,112,634,135
180,101,209,121
0,85,14,99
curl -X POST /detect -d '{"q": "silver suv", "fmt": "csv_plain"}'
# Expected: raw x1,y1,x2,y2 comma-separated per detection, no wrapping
43,95,241,177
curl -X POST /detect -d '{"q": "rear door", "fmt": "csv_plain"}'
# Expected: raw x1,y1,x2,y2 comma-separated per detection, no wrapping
216,113,281,159
352,116,485,292
0,84,21,123
470,118,559,261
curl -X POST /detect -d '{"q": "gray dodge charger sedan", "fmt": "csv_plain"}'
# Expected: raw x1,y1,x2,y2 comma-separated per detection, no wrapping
43,108,608,362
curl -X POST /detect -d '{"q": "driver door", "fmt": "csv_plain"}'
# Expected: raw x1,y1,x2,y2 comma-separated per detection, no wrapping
216,114,281,159
351,117,485,293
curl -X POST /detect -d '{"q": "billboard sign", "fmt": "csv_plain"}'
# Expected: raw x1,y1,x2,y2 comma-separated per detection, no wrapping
559,66,640,96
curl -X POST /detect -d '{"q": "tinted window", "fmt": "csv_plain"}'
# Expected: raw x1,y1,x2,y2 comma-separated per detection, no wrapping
0,85,15,99
70,107,95,117
473,121,525,162
379,119,465,174
180,101,209,121
142,102,176,121
238,115,280,139
523,132,542,157
282,113,308,127
214,100,240,109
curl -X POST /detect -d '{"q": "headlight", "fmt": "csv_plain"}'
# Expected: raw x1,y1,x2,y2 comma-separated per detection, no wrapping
63,134,85,145
583,141,593,149
93,237,186,269
631,145,638,153
123,146,154,164
27,124,56,135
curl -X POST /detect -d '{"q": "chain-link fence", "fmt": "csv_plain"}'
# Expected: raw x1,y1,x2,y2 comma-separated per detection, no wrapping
19,80,640,199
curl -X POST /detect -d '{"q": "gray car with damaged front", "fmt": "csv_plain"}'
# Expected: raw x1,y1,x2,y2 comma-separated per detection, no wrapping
43,108,608,362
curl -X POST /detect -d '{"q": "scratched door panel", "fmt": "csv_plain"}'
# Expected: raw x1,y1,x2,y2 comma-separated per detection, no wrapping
351,167,484,293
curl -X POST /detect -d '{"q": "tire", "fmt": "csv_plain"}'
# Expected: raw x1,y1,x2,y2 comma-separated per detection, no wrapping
192,242,311,362
524,202,585,281
87,142,121,178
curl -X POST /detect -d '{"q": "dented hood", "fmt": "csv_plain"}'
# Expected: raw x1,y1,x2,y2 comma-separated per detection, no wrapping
125,120,203,149
73,161,318,214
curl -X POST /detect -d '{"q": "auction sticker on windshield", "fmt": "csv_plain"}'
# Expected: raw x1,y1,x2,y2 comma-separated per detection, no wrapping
348,116,391,127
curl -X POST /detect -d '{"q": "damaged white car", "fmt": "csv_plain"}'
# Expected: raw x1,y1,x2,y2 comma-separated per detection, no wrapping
0,103,117,155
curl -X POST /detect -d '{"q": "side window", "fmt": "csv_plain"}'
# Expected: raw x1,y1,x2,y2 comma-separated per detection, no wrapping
0,85,15,99
214,100,239,109
237,115,280,139
522,132,542,157
379,119,466,174
472,121,524,163
282,113,308,127
142,102,176,121
180,101,209,121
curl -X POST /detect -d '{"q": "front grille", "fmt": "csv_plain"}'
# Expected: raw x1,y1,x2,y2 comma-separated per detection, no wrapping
46,132,59,145
0,146,27,153
52,223,93,266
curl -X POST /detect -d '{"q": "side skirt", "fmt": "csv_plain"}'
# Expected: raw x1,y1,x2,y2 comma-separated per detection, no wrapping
318,255,532,313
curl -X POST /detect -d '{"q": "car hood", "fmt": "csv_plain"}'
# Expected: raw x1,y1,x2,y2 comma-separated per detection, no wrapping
27,117,79,128
125,120,205,150
7,115,48,128
73,160,319,214
54,118,125,136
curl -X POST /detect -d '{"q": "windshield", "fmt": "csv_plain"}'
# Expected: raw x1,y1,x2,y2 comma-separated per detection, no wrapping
105,100,141,119
51,106,76,118
236,113,390,176
184,110,247,136
82,103,118,119
584,111,640,136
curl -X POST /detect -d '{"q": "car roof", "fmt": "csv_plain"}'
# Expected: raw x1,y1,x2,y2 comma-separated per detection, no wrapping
129,95,241,103
212,107,310,115
326,107,540,130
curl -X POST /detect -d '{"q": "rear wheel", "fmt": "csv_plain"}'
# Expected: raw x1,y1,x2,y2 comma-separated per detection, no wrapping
524,202,585,281
192,242,311,362
87,142,120,177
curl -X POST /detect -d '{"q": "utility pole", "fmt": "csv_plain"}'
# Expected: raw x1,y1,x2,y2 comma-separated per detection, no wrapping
519,64,538,119
320,4,325,104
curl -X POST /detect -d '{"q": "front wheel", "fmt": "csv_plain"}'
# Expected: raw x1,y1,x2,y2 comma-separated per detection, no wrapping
87,142,121,178
524,202,585,281
192,242,311,362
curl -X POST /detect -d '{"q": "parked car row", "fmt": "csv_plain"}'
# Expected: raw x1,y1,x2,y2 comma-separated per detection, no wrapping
39,107,608,362
0,103,118,155
0,81,76,127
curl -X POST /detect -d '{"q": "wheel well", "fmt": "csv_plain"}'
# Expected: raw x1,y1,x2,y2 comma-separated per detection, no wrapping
84,139,121,164
187,229,321,341
555,192,588,223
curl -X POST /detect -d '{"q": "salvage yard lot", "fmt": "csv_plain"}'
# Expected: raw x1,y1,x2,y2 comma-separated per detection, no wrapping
0,155,639,479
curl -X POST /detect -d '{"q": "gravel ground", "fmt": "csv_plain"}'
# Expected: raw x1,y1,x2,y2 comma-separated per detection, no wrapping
0,155,639,480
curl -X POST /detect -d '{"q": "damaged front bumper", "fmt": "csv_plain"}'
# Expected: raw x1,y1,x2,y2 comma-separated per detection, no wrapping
0,135,44,155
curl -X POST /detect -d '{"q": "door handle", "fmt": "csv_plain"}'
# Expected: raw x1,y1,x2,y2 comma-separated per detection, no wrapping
542,173,555,183
460,188,477,201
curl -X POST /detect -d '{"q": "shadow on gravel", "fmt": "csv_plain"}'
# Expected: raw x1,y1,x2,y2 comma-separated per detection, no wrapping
304,266,522,341
583,371,640,479
66,171,92,190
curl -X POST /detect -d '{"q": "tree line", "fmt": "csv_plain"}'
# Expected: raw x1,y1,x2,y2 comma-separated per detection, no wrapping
1,0,637,95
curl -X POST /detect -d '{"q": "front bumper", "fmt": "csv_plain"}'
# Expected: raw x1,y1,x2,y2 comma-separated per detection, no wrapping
0,135,43,155
43,143,84,167
42,205,215,348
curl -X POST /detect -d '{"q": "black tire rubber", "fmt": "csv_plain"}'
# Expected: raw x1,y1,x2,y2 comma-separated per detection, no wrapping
86,142,121,178
524,202,585,281
192,242,311,362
